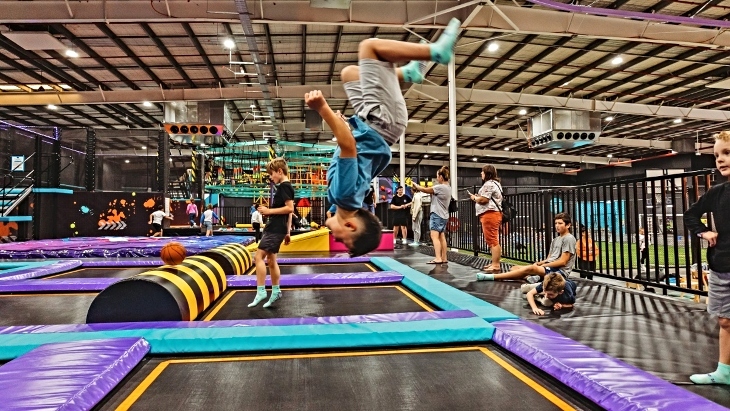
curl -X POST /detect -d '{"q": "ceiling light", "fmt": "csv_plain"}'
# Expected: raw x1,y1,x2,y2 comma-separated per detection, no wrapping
519,109,527,115
503,147,510,151
561,81,571,87
250,104,256,108
65,49,79,58
673,118,683,124
424,154,429,158
143,101,152,107
552,150,558,155
169,158,173,162
607,154,613,158
494,115,499,120
124,159,130,163
605,116,614,122
611,56,623,65
472,157,477,162
331,137,336,141
46,104,58,110
561,163,566,167
696,151,702,156
223,39,236,49
487,42,499,52
141,146,146,150
446,142,450,147
671,150,677,154
514,161,519,164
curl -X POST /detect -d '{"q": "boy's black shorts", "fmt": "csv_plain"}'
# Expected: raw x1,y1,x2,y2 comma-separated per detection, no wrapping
259,232,287,254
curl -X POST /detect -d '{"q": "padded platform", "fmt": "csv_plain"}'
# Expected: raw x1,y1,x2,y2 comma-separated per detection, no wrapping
0,260,82,281
370,257,518,322
0,337,149,410
0,277,118,292
492,319,726,411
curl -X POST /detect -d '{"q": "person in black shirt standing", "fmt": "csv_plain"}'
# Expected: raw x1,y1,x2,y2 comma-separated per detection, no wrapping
684,130,730,385
248,158,295,309
389,186,412,245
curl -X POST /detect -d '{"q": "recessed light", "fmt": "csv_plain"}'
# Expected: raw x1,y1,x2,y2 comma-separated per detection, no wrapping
47,104,58,110
65,49,79,58
503,147,510,151
124,160,130,163
143,101,152,107
611,56,623,65
607,154,613,158
519,109,527,115
141,146,146,150
487,42,499,52
673,118,682,124
223,39,236,49
605,116,614,121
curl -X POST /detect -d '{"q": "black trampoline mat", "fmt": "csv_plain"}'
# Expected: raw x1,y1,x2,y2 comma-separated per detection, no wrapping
203,286,432,321
43,267,150,280
100,347,596,411
0,293,96,326
248,262,377,275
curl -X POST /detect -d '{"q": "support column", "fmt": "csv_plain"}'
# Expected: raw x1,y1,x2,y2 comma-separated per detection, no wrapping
84,128,96,191
399,133,406,187
448,55,458,198
50,138,61,188
197,152,205,205
156,130,169,196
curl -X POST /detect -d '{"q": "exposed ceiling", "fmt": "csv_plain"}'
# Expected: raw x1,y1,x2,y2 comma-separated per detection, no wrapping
1,0,729,172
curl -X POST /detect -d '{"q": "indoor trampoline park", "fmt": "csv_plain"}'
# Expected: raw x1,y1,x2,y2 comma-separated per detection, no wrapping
1,1,730,410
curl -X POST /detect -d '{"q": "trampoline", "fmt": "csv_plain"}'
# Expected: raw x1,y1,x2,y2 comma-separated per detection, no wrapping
203,285,434,321
43,267,150,280
98,346,599,411
0,293,96,326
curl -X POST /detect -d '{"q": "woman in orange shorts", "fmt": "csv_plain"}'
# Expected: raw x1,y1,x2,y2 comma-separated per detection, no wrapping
469,165,503,273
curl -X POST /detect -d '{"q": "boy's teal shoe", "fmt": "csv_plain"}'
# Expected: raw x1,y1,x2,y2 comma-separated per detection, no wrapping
430,18,461,64
263,292,282,308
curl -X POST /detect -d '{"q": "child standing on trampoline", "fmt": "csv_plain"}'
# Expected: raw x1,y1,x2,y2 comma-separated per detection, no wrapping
684,131,730,385
305,17,461,256
248,157,294,309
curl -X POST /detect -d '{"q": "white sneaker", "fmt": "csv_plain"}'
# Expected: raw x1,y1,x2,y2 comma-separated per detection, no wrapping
409,242,420,247
402,239,408,244
521,283,539,294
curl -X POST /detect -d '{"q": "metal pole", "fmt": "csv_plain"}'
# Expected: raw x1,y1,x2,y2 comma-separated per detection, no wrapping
448,54,458,198
399,133,405,188
84,128,96,191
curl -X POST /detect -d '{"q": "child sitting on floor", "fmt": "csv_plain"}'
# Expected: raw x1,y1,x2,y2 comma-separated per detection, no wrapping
523,273,577,316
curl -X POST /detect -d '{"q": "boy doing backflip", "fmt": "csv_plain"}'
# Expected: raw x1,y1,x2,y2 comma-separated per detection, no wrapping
305,18,461,257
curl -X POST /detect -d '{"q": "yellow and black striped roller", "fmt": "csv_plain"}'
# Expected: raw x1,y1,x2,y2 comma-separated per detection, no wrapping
86,246,243,323
198,242,252,275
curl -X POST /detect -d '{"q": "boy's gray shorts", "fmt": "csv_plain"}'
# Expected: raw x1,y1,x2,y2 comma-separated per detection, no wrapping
708,270,730,318
343,57,408,145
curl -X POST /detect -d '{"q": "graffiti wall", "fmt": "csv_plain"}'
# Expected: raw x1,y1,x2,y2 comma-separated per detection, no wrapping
46,192,164,238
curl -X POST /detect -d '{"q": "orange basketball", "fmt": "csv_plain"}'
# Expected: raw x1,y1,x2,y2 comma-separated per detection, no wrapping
160,242,186,265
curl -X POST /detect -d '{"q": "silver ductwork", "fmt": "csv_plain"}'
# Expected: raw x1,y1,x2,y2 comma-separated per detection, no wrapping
528,109,601,149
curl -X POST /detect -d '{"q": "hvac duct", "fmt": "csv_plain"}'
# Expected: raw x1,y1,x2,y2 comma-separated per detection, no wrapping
528,109,601,149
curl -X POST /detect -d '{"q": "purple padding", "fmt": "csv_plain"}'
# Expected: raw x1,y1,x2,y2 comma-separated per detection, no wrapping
82,259,163,267
0,310,476,334
492,319,726,411
0,278,117,292
226,271,403,287
0,260,83,281
0,235,253,259
0,337,149,411
274,257,371,264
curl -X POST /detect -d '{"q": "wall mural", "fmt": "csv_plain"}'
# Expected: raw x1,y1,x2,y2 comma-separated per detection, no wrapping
55,192,164,237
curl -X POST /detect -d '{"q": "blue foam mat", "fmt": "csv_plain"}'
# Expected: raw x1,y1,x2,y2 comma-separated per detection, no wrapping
370,257,518,322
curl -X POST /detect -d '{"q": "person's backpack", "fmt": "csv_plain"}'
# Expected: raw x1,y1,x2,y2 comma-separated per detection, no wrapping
448,196,458,214
491,183,517,224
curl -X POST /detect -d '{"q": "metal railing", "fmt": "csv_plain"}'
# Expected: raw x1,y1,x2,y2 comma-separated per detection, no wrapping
445,170,717,297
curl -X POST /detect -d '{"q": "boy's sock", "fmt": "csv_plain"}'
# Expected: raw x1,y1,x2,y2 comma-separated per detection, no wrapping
476,273,495,281
691,362,730,385
401,59,427,84
430,18,461,64
247,286,267,307
263,285,282,308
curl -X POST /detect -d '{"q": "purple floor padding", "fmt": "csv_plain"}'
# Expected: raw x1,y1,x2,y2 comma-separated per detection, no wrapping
0,260,82,281
225,272,402,287
0,235,254,259
492,319,727,411
273,257,371,264
0,310,476,334
0,337,149,411
82,259,163,267
0,278,117,292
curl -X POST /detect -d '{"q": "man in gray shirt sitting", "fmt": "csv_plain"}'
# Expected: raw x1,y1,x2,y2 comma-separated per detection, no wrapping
477,212,576,282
